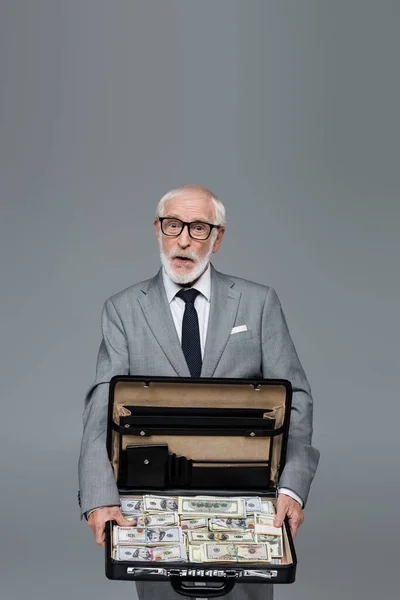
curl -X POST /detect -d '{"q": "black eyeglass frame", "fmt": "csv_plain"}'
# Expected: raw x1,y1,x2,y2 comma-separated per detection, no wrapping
158,217,221,240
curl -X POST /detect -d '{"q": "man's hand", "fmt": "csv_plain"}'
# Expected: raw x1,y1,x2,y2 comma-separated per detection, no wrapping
88,506,135,547
274,494,304,539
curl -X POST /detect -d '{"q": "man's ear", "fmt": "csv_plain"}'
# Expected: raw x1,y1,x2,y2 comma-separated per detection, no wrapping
154,219,161,242
212,227,225,254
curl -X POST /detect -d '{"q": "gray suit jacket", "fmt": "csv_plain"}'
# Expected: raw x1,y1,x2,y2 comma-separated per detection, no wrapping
78,265,319,516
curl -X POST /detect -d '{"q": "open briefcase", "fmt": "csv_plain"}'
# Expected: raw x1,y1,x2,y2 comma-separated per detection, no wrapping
105,375,297,597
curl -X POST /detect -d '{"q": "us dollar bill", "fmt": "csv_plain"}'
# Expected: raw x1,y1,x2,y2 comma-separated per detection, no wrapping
143,495,179,513
179,496,246,518
254,514,282,536
209,517,253,531
114,544,187,562
120,497,144,514
255,534,283,557
135,513,179,527
124,515,139,523
255,514,279,526
187,530,255,544
180,518,209,530
260,501,275,515
202,543,271,563
113,526,183,546
188,545,203,563
243,497,262,514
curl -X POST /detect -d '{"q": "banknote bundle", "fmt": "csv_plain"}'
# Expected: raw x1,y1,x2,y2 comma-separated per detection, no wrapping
113,525,184,546
114,544,187,562
113,494,283,564
188,542,271,563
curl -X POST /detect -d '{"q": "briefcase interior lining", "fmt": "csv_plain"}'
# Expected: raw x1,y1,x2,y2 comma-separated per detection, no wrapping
108,379,290,490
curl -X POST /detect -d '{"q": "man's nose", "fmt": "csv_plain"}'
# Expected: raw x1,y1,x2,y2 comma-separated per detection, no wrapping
177,225,191,247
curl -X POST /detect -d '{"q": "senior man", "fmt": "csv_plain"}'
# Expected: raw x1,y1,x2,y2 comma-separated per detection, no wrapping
78,184,320,600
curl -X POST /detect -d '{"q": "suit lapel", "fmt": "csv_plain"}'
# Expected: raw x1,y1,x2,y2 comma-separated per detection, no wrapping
201,265,241,377
137,269,190,376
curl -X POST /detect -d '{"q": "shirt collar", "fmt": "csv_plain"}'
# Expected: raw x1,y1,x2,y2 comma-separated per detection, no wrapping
162,263,211,304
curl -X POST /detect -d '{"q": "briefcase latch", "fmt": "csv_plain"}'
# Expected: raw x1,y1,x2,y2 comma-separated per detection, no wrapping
242,569,278,579
126,567,167,577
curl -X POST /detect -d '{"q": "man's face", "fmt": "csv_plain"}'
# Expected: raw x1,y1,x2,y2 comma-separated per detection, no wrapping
154,189,225,285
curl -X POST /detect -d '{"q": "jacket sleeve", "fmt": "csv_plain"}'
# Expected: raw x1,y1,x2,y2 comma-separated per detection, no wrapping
261,287,320,506
78,298,129,517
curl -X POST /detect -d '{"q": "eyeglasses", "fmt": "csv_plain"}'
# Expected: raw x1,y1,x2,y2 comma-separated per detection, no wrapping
159,217,221,240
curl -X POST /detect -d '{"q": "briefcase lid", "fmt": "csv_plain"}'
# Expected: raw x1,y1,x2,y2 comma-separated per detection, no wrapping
107,376,292,492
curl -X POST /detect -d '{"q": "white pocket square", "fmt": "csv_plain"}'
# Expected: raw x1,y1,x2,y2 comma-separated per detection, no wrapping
230,325,248,334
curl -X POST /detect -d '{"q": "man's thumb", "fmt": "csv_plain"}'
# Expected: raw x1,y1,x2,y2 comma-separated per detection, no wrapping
115,512,136,527
273,507,286,528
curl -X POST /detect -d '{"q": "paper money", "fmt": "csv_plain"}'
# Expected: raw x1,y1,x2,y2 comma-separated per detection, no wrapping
112,494,286,567
135,513,179,527
243,497,262,514
153,544,187,562
255,514,282,535
255,534,283,557
188,545,203,563
114,544,187,562
113,526,145,546
187,531,221,543
113,526,183,546
202,543,271,563
114,546,154,562
254,522,282,536
143,495,179,512
179,496,246,518
120,497,144,514
209,518,253,531
180,518,209,530
187,530,255,544
255,514,278,526
246,517,255,530
260,501,275,515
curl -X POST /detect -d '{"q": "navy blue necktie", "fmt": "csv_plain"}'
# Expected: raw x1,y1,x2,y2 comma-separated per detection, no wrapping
176,288,202,377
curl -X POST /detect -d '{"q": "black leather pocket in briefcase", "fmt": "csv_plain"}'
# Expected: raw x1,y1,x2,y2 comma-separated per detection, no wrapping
118,443,169,488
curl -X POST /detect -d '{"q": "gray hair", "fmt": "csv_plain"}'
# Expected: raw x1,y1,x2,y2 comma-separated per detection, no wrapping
155,185,226,226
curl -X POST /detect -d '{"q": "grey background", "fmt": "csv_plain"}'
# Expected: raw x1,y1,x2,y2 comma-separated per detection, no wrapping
0,1,399,599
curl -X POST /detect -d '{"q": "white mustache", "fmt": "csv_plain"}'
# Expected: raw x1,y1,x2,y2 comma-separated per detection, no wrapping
170,251,198,261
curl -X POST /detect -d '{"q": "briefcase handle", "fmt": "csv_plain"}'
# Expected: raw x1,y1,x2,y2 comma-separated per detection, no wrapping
170,576,236,597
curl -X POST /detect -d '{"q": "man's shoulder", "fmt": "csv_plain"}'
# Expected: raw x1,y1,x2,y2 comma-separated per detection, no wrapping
105,272,159,306
215,267,272,297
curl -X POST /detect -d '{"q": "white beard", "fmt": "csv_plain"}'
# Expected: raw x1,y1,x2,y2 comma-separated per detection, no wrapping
159,234,216,285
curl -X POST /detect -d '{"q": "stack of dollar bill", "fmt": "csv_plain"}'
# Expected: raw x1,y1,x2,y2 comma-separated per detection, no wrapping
112,494,283,564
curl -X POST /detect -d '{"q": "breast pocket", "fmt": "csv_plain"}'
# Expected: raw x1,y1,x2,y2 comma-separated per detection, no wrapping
227,329,255,344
